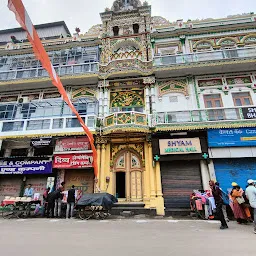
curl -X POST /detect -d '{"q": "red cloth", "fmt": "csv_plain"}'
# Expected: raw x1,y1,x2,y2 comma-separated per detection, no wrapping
195,199,203,211
232,202,248,220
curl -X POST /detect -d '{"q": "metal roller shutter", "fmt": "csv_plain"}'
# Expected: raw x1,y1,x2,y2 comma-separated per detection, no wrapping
214,159,256,193
161,160,202,209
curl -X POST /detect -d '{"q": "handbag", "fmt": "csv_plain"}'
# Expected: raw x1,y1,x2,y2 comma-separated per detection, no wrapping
236,197,245,204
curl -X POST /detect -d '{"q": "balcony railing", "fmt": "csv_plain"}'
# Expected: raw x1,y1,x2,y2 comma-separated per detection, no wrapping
153,107,254,125
0,62,99,81
104,112,149,127
154,47,256,66
0,115,97,136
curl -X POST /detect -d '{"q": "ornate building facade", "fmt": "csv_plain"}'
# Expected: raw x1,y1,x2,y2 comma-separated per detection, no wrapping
0,1,256,215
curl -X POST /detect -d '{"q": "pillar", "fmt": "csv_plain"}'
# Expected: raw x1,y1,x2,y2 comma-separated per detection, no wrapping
99,88,104,117
145,86,150,115
150,85,156,113
148,142,156,207
96,144,101,175
155,162,165,215
143,142,151,208
104,144,111,193
208,160,217,181
100,143,106,191
200,160,210,191
103,88,109,115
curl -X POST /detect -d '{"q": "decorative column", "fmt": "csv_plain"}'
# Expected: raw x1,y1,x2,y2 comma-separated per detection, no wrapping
145,86,150,115
155,162,165,216
98,87,104,117
96,143,101,176
103,81,109,116
100,143,106,191
148,142,156,207
143,142,151,208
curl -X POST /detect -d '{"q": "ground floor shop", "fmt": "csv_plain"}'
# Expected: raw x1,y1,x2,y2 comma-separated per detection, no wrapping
208,128,256,192
0,158,54,201
161,160,202,210
152,131,209,214
212,159,256,193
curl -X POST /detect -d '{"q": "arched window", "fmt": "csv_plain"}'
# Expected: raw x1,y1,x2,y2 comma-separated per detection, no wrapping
133,24,139,34
113,26,119,36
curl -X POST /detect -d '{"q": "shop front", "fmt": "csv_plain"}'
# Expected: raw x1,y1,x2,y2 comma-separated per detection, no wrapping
0,158,53,201
53,153,94,194
208,128,256,193
152,132,208,213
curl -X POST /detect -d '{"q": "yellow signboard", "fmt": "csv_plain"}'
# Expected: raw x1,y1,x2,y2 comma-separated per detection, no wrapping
159,138,202,155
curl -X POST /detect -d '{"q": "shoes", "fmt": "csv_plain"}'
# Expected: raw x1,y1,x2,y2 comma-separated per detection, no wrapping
220,225,229,230
254,228,256,234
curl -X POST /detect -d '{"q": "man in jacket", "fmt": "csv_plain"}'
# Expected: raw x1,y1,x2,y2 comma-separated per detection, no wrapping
245,179,256,234
209,180,228,230
66,185,76,219
47,189,62,218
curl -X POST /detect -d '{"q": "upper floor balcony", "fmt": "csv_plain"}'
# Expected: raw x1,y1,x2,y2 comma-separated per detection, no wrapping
101,111,151,134
154,47,256,77
0,46,99,83
0,98,98,138
153,106,256,131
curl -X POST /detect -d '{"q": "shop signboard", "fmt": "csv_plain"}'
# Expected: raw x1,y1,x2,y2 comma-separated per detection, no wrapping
0,159,52,175
242,107,256,119
53,153,93,169
30,137,52,148
159,138,202,155
208,128,256,147
55,137,90,152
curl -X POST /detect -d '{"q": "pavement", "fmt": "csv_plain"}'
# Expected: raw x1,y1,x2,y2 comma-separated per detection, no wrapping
0,218,255,256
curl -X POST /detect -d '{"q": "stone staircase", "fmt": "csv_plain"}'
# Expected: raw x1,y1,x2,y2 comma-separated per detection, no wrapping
110,202,156,216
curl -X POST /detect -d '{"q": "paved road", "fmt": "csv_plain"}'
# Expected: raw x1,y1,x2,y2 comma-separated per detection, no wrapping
0,218,255,256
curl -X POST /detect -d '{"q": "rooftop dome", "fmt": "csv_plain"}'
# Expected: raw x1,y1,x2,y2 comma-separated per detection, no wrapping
111,0,142,12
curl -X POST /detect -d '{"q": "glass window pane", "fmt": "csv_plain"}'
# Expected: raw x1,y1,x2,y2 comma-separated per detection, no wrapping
206,101,212,108
244,98,251,106
235,99,242,106
215,100,221,107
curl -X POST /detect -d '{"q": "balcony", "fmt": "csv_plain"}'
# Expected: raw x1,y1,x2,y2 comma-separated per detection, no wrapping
0,115,97,138
102,111,150,134
0,62,99,82
153,106,255,130
153,47,256,76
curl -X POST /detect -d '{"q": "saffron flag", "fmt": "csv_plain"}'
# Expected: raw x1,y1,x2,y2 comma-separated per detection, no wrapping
8,0,98,177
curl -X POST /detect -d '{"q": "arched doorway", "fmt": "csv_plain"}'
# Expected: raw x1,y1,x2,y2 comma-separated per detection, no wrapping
114,149,143,202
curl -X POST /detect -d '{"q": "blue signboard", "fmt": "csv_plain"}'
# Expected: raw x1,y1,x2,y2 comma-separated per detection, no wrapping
208,128,256,147
0,159,52,175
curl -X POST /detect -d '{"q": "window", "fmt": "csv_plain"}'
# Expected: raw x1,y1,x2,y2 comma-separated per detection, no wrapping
232,92,252,106
204,94,225,121
133,24,139,34
11,148,28,157
113,26,119,36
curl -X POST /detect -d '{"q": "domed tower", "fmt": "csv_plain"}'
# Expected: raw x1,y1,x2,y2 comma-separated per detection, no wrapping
99,0,152,75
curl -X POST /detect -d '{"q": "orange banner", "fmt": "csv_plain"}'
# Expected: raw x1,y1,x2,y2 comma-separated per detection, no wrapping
8,0,98,177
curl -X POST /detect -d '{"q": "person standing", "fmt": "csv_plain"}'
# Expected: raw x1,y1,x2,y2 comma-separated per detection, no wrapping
215,182,229,222
47,189,62,218
209,180,228,229
245,179,256,234
66,185,76,219
55,181,65,218
24,184,34,197
230,183,250,224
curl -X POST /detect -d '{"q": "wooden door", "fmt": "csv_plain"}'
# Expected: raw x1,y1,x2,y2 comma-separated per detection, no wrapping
204,94,225,121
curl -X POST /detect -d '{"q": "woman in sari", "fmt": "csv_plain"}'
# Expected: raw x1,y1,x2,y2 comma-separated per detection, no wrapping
230,182,250,224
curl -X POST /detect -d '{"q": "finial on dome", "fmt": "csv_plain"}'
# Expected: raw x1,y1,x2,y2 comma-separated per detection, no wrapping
111,0,142,12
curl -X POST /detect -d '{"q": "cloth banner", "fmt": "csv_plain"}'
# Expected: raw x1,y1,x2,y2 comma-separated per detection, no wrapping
8,0,98,177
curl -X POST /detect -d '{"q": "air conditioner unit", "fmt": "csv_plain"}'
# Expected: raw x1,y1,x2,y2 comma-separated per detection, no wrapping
18,97,30,104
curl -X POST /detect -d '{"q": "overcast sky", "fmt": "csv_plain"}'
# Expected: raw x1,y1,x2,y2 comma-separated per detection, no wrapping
0,0,255,33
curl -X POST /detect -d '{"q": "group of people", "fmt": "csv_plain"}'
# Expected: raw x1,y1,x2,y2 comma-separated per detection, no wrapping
43,182,77,219
210,179,256,234
24,182,77,219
